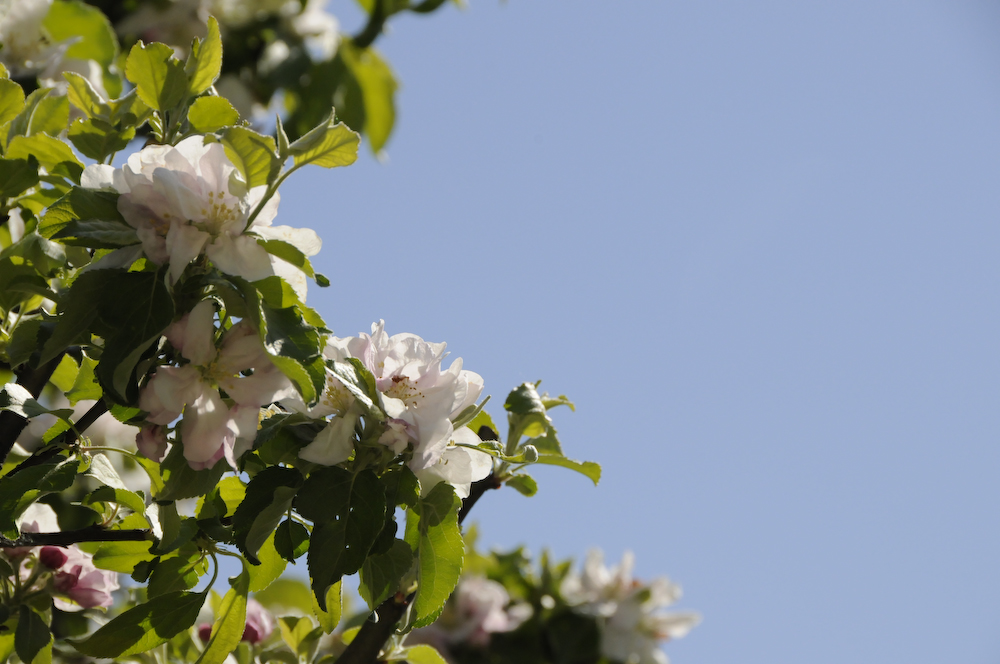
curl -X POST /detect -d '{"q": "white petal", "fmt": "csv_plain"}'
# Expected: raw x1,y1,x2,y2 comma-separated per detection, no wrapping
299,408,359,465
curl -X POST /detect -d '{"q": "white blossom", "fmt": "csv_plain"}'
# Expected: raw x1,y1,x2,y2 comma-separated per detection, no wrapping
139,299,296,469
81,136,320,294
562,551,700,664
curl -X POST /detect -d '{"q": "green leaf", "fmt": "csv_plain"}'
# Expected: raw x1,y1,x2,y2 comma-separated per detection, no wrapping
15,606,51,664
0,79,25,126
232,466,302,564
196,569,248,664
329,359,380,417
44,0,118,66
73,591,206,657
359,538,413,611
532,455,601,485
274,518,309,561
147,552,209,597
297,467,386,609
6,88,69,140
49,354,79,392
66,355,101,404
253,578,314,614
505,473,538,497
0,157,40,200
187,95,239,133
248,532,287,593
218,126,280,188
51,217,139,249
67,117,136,163
40,187,123,240
92,540,155,573
311,581,342,633
156,442,227,501
125,41,188,111
341,44,397,153
288,111,360,169
404,644,449,664
257,239,315,278
407,483,464,627
504,382,551,443
0,456,79,531
6,134,84,182
63,72,110,119
185,16,223,95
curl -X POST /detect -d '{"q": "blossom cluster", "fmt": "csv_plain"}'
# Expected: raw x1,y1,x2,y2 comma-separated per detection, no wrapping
3,505,119,612
289,320,493,497
413,550,700,664
562,551,701,664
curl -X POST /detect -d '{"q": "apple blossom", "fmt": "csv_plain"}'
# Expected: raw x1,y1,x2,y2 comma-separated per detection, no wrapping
410,576,531,652
347,321,484,471
562,551,700,664
139,299,296,469
412,426,493,500
50,546,120,610
242,598,275,643
136,424,169,462
80,136,321,294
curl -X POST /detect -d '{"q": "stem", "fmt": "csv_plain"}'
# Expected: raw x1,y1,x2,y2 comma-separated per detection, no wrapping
352,0,387,50
6,399,110,477
244,167,295,231
336,473,502,664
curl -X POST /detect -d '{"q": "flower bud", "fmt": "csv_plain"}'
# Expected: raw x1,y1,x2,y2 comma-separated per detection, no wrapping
521,445,539,463
39,546,68,569
198,624,213,642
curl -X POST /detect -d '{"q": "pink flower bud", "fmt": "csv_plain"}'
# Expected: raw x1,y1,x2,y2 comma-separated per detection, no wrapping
241,599,274,644
39,546,68,569
136,425,169,462
198,623,213,642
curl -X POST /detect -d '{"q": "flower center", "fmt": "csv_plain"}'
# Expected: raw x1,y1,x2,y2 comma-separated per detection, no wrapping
384,374,425,409
198,190,242,236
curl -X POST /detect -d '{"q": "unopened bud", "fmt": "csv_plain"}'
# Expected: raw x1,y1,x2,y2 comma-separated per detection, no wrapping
198,624,213,643
522,445,539,463
39,546,68,569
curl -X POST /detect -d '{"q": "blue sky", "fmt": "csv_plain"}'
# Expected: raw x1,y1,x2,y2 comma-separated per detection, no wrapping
279,1,1000,661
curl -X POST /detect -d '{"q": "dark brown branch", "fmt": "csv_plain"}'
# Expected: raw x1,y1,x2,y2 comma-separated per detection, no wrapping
0,354,65,465
0,526,152,548
7,399,110,477
337,473,503,664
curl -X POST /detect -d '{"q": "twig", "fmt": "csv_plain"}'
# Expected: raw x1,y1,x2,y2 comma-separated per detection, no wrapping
7,399,110,477
0,526,152,548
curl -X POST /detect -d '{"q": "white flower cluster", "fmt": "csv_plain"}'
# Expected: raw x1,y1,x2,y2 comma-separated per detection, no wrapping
562,551,701,664
83,136,321,298
289,321,493,498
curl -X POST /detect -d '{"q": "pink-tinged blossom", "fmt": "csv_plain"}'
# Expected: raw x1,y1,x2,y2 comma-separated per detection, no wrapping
80,136,320,295
561,551,700,664
139,300,296,469
136,424,169,462
348,321,484,471
410,576,530,654
51,546,119,610
242,598,275,643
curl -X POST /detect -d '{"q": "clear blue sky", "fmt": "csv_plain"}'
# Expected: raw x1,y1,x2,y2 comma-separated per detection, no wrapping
280,2,1000,661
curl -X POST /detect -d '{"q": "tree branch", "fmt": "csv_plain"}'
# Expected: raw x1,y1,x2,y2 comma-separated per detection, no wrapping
0,526,152,548
337,473,503,664
0,354,65,465
6,399,110,477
